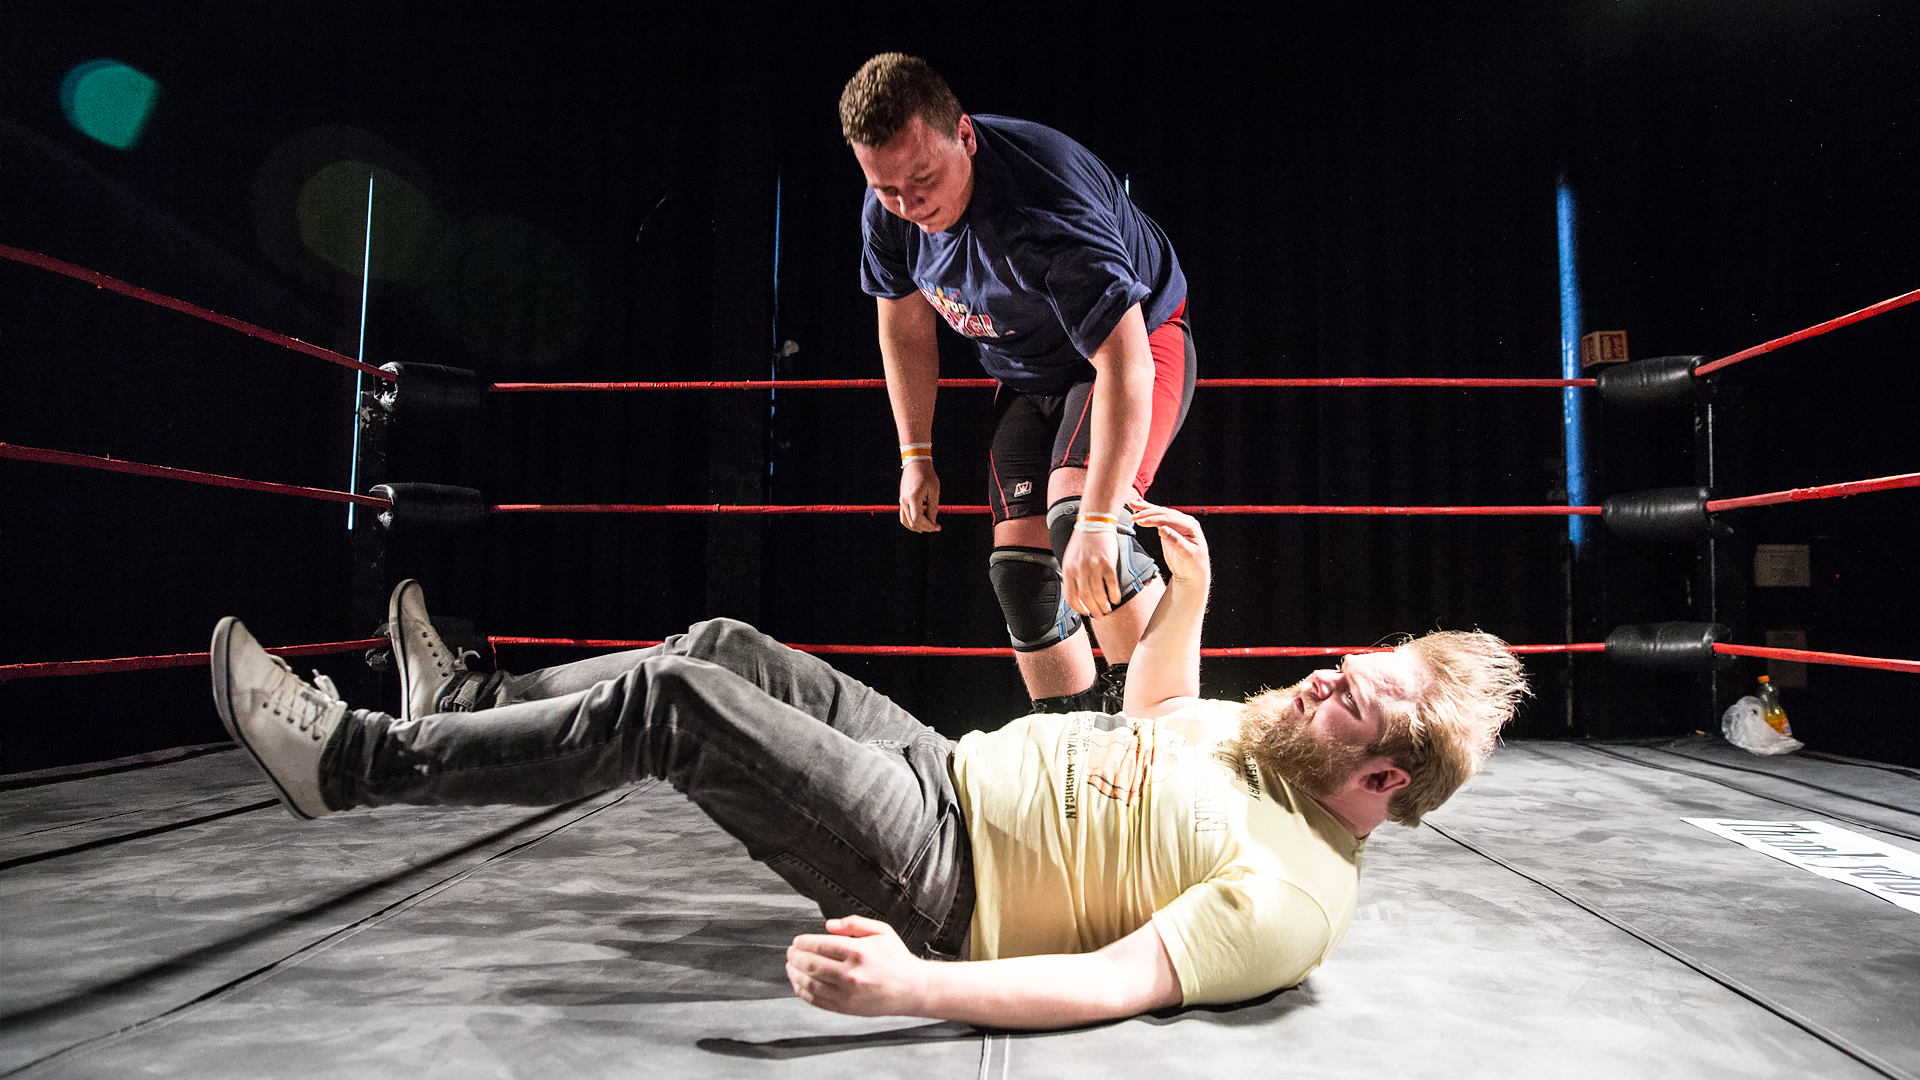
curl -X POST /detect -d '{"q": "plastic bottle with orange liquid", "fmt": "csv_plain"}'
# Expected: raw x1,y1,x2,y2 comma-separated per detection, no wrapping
1756,675,1792,736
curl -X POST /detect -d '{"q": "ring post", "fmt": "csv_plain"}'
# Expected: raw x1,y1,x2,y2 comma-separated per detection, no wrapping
1557,179,1593,734
351,364,488,693
1694,374,1749,727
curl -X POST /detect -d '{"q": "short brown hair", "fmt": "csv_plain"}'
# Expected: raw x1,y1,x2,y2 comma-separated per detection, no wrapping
1375,630,1530,826
840,53,963,147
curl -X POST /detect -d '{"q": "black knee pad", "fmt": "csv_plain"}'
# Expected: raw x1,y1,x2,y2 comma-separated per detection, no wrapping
989,546,1082,652
1045,498,1162,609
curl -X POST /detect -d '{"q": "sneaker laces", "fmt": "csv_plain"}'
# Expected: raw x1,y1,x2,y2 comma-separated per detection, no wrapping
414,625,453,677
263,655,347,740
407,623,473,676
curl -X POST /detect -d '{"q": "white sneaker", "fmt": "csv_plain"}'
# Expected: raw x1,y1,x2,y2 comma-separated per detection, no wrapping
389,579,464,724
210,617,345,819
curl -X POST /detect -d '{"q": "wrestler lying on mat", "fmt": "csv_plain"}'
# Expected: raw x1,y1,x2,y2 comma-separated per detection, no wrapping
207,502,1527,1029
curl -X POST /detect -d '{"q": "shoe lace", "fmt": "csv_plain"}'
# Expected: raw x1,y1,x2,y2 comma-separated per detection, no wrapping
411,626,475,677
263,656,348,741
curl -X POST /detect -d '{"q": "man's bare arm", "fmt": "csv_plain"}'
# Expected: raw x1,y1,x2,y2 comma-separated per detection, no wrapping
1121,502,1210,716
878,294,943,532
1062,304,1156,616
787,916,1182,1029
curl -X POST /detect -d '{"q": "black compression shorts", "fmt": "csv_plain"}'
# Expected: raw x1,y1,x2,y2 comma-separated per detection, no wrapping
985,301,1195,524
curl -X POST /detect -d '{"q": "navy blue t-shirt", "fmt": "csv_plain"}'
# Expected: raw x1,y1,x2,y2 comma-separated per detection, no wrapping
860,115,1186,395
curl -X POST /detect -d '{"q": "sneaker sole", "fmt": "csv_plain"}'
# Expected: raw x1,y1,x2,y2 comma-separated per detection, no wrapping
210,617,315,820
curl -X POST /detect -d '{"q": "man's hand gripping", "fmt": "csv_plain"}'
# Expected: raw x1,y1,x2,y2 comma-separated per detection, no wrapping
1128,500,1208,586
1061,522,1121,619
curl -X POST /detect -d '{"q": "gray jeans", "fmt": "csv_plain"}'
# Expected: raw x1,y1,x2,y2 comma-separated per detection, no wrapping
319,618,974,958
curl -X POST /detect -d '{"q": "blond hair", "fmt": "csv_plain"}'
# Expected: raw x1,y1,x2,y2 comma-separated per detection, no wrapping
1377,630,1530,826
839,53,963,147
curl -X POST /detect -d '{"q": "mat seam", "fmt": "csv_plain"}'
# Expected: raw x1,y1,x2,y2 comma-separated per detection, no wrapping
1,783,649,1077
1630,743,1920,816
0,800,281,871
1797,751,1920,782
1426,821,1915,1080
0,744,238,792
1565,743,1920,843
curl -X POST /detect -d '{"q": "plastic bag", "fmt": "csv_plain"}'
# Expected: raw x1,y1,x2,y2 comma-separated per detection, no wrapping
1722,695,1804,756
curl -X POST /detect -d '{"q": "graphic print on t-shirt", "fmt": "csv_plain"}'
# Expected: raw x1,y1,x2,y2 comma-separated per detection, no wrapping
1083,725,1188,805
919,284,1004,339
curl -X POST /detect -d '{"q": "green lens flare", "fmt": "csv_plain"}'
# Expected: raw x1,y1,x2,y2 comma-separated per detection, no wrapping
295,161,437,282
61,59,160,150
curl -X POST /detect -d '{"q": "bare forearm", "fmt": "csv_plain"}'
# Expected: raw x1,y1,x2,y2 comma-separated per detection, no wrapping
916,949,1176,1029
786,911,1178,1028
1083,307,1155,514
1123,570,1207,710
1118,502,1210,713
878,296,940,443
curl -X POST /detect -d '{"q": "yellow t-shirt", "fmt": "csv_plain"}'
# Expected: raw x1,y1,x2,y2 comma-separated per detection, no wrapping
951,699,1366,1005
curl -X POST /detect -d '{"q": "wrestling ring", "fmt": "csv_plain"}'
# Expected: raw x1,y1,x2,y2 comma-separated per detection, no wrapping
2,243,1917,1078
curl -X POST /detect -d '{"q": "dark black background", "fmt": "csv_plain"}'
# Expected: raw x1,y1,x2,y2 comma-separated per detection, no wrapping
4,1,1915,772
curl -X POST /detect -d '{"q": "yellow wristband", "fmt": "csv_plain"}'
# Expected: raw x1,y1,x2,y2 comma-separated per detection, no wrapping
899,443,933,467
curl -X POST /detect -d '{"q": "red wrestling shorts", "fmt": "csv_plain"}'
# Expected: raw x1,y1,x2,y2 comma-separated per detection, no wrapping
986,300,1195,524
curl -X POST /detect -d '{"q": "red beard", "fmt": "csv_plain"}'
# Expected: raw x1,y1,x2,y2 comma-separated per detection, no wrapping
1240,681,1370,799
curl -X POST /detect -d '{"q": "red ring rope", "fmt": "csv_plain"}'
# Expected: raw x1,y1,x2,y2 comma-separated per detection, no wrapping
460,639,1613,659
9,246,1905,387
488,641,1908,669
1198,377,1594,388
10,442,1907,519
1,243,1591,395
0,245,393,381
9,639,1913,682
1695,286,1920,376
488,376,1596,391
492,379,976,391
0,639,388,683
487,502,1610,516
1712,643,1920,676
0,442,389,508
1704,473,1919,511
1173,504,1605,516
490,503,994,515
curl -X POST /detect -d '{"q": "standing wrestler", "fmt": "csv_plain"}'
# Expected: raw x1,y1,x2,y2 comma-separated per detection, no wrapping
842,53,1195,713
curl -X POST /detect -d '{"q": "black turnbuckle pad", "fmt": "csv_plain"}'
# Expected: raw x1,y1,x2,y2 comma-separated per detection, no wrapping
375,362,483,420
370,483,486,532
1605,622,1731,671
1595,355,1706,410
1602,486,1711,541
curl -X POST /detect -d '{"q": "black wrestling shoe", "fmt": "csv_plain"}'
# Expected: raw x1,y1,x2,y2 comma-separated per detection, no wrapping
1098,663,1129,715
1029,682,1105,715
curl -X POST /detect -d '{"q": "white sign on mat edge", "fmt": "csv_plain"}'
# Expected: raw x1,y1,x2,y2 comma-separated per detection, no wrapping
1682,818,1920,916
